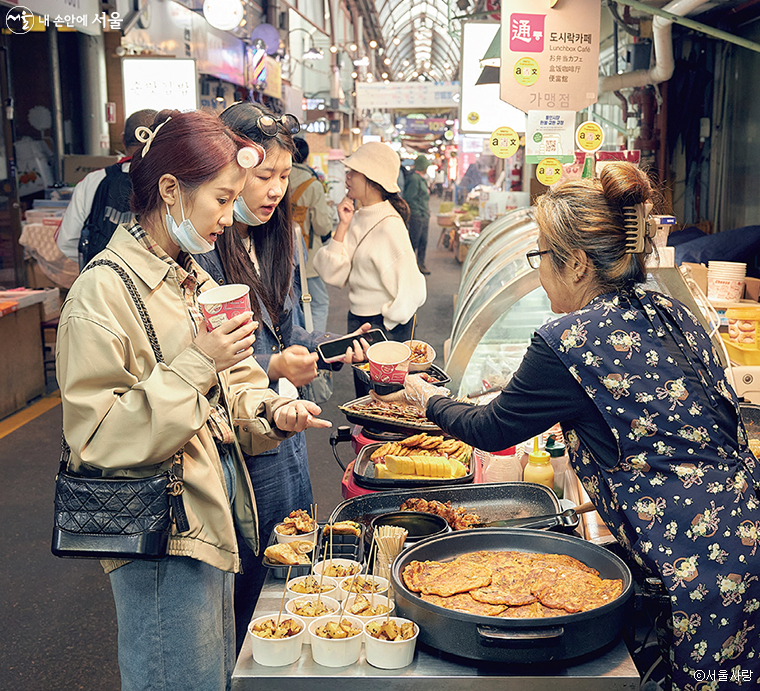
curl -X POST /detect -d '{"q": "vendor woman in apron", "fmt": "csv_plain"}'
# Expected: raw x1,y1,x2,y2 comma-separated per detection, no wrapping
381,162,760,691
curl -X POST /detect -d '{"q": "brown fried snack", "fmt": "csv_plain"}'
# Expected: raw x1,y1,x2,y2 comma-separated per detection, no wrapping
499,602,566,618
421,592,506,617
470,564,539,606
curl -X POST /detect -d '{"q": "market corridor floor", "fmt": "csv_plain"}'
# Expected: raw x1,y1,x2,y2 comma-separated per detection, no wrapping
0,195,459,691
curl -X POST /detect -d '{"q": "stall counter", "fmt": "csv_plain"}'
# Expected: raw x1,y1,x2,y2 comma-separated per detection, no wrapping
231,575,639,691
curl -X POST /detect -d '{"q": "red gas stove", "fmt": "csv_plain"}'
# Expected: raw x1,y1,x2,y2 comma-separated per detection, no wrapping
331,424,485,499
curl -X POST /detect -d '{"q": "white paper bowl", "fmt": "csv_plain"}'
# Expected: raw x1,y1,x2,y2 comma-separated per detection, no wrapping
286,575,339,601
338,574,390,601
363,616,419,669
274,523,318,545
248,614,306,667
308,615,365,668
404,340,436,372
343,593,395,622
285,595,341,645
312,558,363,582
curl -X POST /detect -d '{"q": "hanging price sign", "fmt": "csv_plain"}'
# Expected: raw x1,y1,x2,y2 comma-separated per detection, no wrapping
489,126,520,159
536,157,563,186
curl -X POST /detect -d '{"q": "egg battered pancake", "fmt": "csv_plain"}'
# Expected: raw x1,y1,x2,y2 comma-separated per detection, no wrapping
402,560,447,592
469,564,539,606
531,553,599,576
419,560,493,597
499,602,566,618
422,592,506,617
534,569,623,613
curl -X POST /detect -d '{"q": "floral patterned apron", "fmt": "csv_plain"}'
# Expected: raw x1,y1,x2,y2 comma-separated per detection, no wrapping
538,288,759,690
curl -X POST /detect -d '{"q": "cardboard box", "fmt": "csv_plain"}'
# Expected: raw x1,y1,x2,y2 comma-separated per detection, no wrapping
63,155,119,185
744,277,760,302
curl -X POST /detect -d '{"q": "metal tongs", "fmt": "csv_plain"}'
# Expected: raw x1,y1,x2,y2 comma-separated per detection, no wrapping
473,501,595,529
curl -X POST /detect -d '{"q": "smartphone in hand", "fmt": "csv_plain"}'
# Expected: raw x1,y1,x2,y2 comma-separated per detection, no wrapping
316,329,387,363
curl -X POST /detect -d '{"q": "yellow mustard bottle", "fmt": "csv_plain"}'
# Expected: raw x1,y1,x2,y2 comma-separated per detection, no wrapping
523,437,555,491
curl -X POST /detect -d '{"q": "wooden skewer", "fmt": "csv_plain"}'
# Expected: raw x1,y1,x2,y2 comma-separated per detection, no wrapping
409,313,417,346
276,565,293,627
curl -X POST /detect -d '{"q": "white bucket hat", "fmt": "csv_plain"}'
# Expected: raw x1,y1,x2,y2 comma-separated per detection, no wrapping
343,141,401,194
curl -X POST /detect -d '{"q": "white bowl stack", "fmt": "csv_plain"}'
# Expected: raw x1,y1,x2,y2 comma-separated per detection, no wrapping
707,261,746,302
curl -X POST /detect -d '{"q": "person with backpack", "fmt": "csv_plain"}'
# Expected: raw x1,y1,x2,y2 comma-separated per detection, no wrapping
56,109,157,270
290,137,333,333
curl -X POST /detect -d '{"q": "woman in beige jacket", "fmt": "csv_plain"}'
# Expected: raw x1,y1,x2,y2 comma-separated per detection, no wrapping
56,110,329,691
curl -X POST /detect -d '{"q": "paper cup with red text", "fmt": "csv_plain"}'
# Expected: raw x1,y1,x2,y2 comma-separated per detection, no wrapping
367,341,411,384
197,284,252,331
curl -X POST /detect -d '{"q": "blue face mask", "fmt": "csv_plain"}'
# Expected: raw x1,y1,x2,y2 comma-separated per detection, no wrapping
233,196,265,226
165,190,214,255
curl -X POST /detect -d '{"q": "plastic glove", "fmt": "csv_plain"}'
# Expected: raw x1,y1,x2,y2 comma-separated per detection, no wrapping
371,374,450,411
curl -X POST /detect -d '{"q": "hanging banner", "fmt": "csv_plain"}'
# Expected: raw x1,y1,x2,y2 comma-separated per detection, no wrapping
525,110,575,164
500,0,600,113
356,82,459,110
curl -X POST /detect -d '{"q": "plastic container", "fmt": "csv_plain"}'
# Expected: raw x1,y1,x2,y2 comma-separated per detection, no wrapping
544,434,569,499
309,615,364,667
285,595,341,645
523,436,554,491
726,305,760,348
364,617,419,669
248,614,306,666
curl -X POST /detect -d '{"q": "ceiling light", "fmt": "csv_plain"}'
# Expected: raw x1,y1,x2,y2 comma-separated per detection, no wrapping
351,127,361,134
303,47,324,60
381,72,388,78
369,40,377,48
329,45,337,53
402,59,409,67
393,37,400,45
351,71,358,79
397,71,404,78
443,62,450,69
383,58,390,65
349,43,357,51
215,85,225,102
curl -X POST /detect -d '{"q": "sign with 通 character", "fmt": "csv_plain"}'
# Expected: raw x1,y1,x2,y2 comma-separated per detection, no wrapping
500,0,600,114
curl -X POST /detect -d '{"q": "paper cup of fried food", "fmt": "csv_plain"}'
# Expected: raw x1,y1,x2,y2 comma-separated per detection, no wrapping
248,614,306,667
309,615,365,667
339,574,389,600
364,617,419,669
403,340,436,372
367,341,411,385
344,593,395,623
286,575,339,601
285,595,341,645
313,559,363,599
274,509,319,544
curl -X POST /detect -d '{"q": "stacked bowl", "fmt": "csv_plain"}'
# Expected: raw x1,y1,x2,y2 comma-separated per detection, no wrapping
707,261,746,302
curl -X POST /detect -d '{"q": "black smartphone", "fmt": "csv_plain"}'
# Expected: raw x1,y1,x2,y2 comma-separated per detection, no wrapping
316,329,387,364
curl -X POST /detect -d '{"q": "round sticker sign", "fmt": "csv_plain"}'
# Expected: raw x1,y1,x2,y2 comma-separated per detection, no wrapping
467,111,480,125
489,126,520,159
536,157,563,186
575,121,604,153
514,57,539,87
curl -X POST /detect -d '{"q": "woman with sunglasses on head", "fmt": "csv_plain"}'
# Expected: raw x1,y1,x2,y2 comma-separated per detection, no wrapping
379,163,760,691
313,142,427,389
56,110,330,691
195,101,371,651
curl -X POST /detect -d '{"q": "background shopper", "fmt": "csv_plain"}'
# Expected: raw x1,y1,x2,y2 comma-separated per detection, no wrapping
405,154,432,274
56,109,329,691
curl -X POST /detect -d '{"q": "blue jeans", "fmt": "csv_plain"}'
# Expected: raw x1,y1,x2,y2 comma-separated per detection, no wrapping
109,557,235,691
306,275,330,333
109,443,238,691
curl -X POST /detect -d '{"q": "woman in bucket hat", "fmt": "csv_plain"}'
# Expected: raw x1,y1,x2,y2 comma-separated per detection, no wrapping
314,141,426,362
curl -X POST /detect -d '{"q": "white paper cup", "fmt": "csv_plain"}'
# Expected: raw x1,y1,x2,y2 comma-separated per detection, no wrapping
363,617,419,669
313,558,363,581
248,614,306,667
343,593,395,622
707,276,745,301
274,523,318,545
285,595,341,645
404,340,436,372
309,615,364,667
367,341,411,384
286,575,339,601
338,574,390,601
197,283,251,330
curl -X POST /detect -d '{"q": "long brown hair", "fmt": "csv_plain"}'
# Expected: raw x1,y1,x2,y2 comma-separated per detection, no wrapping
366,178,411,225
215,103,297,322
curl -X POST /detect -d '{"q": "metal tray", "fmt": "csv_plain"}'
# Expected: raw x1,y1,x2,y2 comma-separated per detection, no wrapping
339,395,442,434
352,441,475,490
329,482,574,533
262,528,322,579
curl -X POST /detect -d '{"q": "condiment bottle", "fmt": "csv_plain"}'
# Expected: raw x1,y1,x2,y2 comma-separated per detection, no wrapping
523,436,554,490
544,434,569,499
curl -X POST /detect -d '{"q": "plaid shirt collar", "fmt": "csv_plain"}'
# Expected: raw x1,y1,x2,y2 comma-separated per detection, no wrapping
126,221,197,290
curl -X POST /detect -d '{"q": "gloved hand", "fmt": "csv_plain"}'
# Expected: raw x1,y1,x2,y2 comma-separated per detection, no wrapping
371,374,450,411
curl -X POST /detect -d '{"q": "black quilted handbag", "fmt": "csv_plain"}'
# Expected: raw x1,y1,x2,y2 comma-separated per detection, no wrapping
52,259,189,560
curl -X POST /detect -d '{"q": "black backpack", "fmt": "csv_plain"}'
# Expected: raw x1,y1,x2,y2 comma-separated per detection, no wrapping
78,162,133,269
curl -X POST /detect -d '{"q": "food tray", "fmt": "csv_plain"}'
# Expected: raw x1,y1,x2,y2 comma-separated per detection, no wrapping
352,362,451,390
352,442,475,490
339,395,442,434
329,482,569,533
320,525,365,563
262,527,322,579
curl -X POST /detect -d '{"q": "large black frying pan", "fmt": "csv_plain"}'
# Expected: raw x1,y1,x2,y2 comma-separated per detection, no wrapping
391,528,633,664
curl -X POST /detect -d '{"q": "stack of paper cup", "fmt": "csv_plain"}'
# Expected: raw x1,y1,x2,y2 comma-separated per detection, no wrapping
707,261,746,302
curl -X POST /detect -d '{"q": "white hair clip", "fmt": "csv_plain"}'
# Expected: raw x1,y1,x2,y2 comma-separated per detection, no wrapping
237,145,265,169
134,117,171,157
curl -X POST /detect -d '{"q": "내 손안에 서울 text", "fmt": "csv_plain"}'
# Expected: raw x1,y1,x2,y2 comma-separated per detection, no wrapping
5,7,121,34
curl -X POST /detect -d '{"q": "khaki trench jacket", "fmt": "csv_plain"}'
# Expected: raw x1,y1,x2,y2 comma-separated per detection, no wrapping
56,226,292,573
